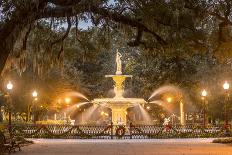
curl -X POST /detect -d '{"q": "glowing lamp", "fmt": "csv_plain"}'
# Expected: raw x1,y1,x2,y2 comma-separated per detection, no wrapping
65,98,71,104
223,81,230,90
6,81,13,90
201,89,207,97
167,97,172,103
32,90,38,98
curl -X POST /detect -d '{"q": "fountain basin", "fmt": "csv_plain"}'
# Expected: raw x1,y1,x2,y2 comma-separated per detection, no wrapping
92,98,147,125
92,98,146,108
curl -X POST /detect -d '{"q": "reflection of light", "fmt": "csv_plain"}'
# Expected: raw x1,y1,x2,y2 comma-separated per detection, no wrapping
6,81,13,90
40,105,43,108
76,105,79,108
34,98,38,101
65,98,71,104
125,111,128,115
32,90,38,97
101,111,104,115
146,106,150,110
223,81,230,90
201,89,207,97
167,97,172,103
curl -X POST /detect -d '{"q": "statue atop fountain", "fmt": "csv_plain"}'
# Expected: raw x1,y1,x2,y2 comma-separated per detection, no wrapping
92,49,146,125
116,50,122,75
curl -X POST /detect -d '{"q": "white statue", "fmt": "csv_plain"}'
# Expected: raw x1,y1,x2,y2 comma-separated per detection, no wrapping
163,117,170,126
116,50,122,75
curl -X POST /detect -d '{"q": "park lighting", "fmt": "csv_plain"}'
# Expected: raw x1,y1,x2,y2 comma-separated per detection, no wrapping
201,89,207,97
32,90,38,98
201,89,207,127
223,81,230,127
6,81,13,90
167,97,172,103
76,105,80,108
65,98,71,104
6,81,13,132
101,111,105,115
223,81,230,90
146,106,150,110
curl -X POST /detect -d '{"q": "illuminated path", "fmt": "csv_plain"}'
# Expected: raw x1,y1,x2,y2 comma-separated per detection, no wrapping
17,139,231,155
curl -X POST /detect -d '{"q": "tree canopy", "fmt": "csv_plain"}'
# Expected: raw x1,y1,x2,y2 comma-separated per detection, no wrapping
1,0,232,122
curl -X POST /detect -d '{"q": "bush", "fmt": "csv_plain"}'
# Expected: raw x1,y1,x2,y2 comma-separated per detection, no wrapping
213,138,232,143
0,123,7,131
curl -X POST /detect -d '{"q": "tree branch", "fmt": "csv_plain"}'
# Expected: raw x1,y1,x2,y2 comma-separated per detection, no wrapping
41,3,166,45
89,6,167,45
48,0,81,6
23,24,32,50
51,16,71,46
127,27,145,47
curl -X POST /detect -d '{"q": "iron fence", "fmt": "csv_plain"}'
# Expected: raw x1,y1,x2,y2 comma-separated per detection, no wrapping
11,123,231,139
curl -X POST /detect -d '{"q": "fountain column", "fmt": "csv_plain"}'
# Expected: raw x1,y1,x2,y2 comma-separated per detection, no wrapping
111,108,127,125
180,100,186,125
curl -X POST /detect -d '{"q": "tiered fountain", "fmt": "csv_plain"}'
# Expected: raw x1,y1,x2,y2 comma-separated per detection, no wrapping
92,50,147,125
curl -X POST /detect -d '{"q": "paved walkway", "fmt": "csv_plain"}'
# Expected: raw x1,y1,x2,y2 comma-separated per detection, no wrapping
16,138,232,155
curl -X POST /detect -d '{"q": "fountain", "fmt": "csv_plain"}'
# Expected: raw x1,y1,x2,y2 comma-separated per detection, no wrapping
92,50,147,125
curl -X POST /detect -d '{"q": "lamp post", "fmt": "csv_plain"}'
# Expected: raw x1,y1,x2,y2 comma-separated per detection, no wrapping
201,89,207,127
31,90,38,123
223,81,230,126
6,81,13,132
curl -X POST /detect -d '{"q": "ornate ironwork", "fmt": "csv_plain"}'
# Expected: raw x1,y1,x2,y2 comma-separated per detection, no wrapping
129,124,230,139
11,124,231,139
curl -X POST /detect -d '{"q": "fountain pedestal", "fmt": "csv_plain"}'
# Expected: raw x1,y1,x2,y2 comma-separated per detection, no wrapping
111,108,127,125
105,75,132,98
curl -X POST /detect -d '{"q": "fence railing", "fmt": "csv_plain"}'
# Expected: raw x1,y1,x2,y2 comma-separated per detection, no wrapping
11,123,231,139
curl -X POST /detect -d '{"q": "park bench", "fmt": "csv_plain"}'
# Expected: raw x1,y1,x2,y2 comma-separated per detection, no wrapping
0,130,22,153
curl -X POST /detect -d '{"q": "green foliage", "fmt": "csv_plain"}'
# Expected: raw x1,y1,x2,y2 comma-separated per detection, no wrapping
213,138,232,143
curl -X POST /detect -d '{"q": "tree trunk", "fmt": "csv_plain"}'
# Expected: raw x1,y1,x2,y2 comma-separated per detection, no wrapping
0,1,47,74
0,18,31,74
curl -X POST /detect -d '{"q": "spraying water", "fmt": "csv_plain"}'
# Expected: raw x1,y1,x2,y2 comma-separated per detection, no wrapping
134,105,153,125
76,102,90,108
64,91,89,101
81,105,100,123
149,85,182,101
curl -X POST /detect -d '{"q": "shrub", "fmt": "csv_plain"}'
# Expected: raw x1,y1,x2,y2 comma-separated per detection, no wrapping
213,138,232,143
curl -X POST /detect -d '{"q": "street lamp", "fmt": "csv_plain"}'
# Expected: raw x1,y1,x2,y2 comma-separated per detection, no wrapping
6,81,13,132
167,97,172,103
32,90,38,98
7,81,13,90
223,81,230,126
30,90,38,123
65,98,71,104
201,89,207,127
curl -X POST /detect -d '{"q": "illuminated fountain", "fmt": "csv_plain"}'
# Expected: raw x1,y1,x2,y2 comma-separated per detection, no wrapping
92,50,146,125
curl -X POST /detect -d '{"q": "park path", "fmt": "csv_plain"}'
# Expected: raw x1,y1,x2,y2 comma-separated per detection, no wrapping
15,138,232,155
